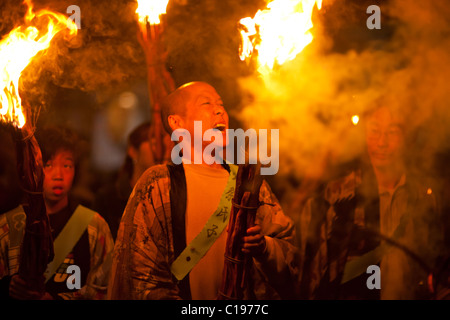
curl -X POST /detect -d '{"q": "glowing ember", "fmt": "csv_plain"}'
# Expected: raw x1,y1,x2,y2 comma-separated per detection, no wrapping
135,0,170,25
0,0,78,128
239,0,322,75
352,115,359,125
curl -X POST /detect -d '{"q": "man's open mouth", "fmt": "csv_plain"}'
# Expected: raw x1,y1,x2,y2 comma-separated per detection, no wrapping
213,123,226,132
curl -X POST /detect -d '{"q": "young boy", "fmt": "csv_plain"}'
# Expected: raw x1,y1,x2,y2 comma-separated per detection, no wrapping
0,125,114,299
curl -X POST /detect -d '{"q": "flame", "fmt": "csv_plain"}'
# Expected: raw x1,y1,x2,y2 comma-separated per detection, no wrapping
135,0,170,25
0,0,78,128
239,0,322,75
352,115,360,125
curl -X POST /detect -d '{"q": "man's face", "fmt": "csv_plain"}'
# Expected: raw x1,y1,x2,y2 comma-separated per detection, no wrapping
365,106,405,170
181,82,229,148
43,149,75,205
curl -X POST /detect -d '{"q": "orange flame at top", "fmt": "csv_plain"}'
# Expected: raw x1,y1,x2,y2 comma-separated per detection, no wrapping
135,0,170,25
239,0,322,75
0,0,78,128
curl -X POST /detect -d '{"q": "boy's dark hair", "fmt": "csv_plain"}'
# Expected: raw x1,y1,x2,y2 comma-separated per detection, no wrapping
36,125,81,166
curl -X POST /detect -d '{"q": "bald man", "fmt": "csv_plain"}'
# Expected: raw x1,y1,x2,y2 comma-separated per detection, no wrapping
107,82,299,300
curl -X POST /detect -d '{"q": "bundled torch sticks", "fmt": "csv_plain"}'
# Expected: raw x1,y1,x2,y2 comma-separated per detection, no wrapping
219,163,263,300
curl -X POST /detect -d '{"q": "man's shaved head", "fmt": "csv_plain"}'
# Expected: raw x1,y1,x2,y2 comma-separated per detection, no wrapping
161,81,216,134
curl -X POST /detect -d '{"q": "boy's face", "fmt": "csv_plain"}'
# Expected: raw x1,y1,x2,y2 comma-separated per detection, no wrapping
365,106,405,170
43,149,75,205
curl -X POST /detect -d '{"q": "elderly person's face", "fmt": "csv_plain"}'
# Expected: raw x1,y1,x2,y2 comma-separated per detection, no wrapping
365,106,405,170
180,82,229,147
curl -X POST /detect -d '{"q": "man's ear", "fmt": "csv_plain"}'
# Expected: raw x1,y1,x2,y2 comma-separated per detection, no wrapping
168,115,184,132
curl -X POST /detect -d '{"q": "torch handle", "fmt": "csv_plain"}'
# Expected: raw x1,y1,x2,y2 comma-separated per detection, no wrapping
13,125,54,294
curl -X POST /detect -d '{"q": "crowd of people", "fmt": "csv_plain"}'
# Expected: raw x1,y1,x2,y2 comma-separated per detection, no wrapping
0,81,448,300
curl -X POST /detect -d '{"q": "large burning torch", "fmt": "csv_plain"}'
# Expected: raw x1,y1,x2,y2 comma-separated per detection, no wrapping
219,0,323,300
135,0,176,164
239,0,322,76
0,0,77,295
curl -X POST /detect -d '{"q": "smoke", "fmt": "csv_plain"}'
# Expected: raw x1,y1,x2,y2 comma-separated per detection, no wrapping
231,1,450,296
2,0,449,180
235,0,450,184
3,0,263,123
44,0,146,93
384,0,450,170
164,0,266,117
2,0,147,112
2,0,267,119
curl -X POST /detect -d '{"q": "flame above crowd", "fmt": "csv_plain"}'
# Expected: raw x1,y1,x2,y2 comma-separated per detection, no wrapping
239,0,322,75
0,0,78,128
135,0,170,25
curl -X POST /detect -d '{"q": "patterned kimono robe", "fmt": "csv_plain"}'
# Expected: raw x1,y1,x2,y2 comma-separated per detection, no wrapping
107,164,301,300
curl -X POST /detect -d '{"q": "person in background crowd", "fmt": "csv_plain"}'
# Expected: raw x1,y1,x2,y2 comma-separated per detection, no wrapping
297,97,444,299
0,125,114,300
94,122,155,240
